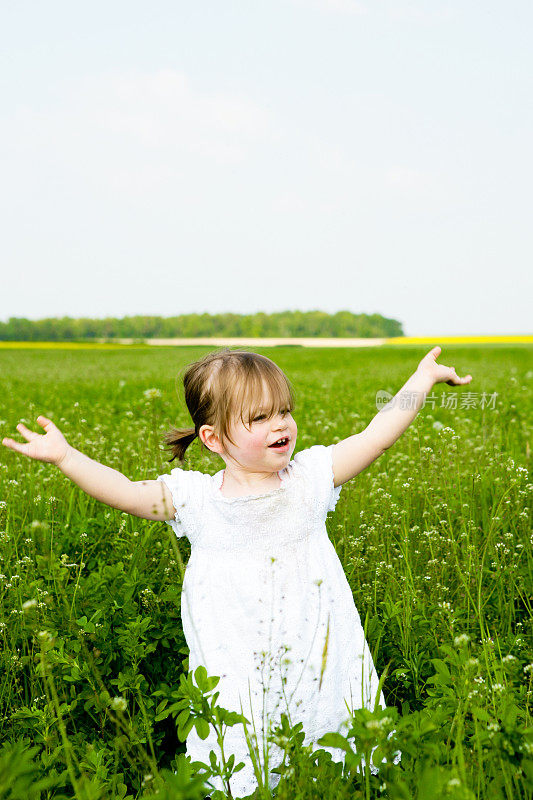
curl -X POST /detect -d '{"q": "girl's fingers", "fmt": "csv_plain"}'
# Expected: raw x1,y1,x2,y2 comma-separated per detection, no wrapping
420,346,442,368
453,370,472,382
2,437,29,455
16,422,39,441
424,345,441,362
447,372,473,385
1,416,59,456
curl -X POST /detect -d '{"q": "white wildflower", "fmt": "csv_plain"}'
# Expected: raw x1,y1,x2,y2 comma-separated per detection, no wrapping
143,388,162,400
110,696,127,712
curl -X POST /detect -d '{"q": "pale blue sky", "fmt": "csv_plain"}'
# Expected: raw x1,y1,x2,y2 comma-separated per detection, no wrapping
1,1,531,335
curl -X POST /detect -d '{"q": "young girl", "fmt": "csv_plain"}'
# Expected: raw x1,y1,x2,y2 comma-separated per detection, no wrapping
2,345,471,798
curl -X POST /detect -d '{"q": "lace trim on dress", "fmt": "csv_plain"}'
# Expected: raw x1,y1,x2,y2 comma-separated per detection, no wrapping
211,467,290,503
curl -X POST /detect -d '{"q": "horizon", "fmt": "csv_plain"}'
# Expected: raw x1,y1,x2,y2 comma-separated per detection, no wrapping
0,310,531,339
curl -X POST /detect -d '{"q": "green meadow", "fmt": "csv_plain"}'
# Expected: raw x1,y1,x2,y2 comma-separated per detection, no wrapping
1,345,532,799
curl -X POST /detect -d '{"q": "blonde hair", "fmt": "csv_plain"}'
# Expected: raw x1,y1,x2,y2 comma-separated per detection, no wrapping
163,348,296,463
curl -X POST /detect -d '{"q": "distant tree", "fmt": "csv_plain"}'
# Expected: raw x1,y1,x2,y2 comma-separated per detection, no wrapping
0,311,404,340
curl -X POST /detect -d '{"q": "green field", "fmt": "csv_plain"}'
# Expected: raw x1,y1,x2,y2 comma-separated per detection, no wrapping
1,345,532,799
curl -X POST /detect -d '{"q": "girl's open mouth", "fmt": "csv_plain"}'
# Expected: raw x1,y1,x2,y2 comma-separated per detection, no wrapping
268,437,290,452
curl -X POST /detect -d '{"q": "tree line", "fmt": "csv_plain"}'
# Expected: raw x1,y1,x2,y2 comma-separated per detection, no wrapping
0,311,403,341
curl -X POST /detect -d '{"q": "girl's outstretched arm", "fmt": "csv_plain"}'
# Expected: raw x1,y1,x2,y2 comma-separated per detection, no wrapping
2,415,177,521
331,346,472,487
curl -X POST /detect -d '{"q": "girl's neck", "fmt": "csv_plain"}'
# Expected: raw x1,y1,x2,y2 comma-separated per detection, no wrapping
219,467,282,498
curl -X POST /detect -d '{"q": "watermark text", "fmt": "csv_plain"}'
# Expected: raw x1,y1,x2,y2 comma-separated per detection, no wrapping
375,390,499,412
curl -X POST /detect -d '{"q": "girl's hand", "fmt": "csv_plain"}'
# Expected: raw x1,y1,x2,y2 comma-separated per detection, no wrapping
2,416,70,466
416,346,473,387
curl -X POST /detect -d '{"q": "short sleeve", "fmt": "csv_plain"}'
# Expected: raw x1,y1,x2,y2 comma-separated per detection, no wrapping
292,443,342,521
156,466,200,540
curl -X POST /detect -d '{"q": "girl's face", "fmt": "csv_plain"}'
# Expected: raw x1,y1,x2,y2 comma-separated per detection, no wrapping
223,394,297,473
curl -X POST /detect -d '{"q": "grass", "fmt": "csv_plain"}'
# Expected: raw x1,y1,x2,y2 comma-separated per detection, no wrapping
0,344,532,799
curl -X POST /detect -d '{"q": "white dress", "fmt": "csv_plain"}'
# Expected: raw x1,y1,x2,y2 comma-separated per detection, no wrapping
157,444,386,798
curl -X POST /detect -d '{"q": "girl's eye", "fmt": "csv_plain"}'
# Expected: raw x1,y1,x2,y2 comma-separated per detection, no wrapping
252,409,290,422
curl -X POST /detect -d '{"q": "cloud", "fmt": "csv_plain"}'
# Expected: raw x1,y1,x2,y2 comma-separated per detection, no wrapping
290,0,455,21
384,166,433,194
2,69,281,198
2,67,443,221
290,0,367,16
383,2,456,23
94,69,277,149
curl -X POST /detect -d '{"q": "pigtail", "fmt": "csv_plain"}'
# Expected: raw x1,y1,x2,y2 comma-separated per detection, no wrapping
162,426,198,463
